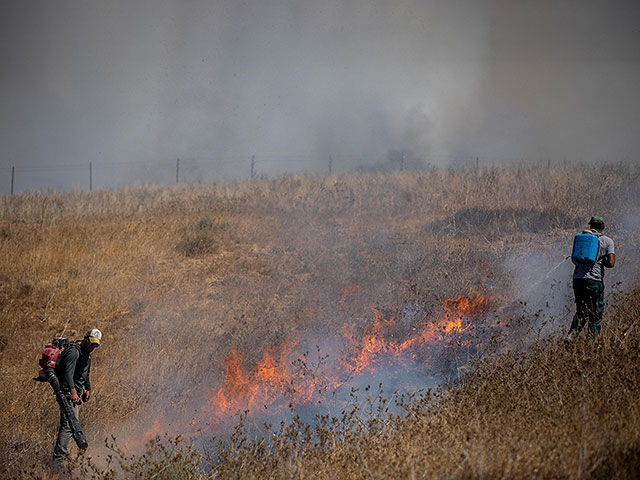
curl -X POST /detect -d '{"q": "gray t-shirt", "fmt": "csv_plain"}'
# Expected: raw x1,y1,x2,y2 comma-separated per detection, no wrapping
573,233,615,282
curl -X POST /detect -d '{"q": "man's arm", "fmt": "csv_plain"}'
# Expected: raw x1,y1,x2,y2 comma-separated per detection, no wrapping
604,253,615,268
62,348,79,391
64,347,82,404
62,348,82,403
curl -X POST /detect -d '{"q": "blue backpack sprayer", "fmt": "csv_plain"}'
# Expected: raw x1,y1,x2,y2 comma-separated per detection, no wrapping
571,229,599,264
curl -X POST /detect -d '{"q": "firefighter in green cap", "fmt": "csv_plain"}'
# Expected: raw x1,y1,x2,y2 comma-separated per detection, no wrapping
569,216,615,337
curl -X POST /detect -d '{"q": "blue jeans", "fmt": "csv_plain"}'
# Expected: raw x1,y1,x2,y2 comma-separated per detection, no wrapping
52,400,80,463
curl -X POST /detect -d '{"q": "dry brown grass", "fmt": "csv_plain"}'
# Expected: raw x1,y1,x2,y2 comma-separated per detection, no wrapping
0,164,638,478
206,288,640,480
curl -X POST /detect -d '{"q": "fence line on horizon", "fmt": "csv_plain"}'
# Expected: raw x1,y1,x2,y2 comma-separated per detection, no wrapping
0,153,634,197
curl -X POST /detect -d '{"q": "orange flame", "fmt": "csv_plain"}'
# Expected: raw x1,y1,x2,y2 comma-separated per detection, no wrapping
341,294,489,375
208,293,490,418
133,293,491,449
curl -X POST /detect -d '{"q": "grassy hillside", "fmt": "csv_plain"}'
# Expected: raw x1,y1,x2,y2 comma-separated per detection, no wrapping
0,165,638,478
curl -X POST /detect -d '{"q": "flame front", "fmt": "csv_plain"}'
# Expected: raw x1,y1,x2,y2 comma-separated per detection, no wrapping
135,293,492,447
209,293,490,418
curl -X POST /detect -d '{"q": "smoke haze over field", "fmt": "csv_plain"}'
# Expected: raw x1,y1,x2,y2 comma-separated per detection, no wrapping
1,0,640,192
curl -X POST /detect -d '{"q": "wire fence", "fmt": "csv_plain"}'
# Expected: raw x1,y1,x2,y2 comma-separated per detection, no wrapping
0,152,629,197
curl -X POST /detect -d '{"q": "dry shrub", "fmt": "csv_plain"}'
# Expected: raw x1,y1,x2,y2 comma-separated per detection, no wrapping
176,217,231,257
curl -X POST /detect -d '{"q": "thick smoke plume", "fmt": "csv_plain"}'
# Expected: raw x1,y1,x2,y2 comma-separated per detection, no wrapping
2,0,640,192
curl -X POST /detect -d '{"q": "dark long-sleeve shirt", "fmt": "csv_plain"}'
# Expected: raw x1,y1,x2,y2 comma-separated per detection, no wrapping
53,341,92,394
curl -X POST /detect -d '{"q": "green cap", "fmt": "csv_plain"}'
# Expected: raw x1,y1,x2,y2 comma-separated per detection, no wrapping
589,216,605,228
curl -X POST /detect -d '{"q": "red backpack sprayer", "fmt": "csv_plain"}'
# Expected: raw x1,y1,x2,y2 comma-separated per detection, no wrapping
34,338,88,451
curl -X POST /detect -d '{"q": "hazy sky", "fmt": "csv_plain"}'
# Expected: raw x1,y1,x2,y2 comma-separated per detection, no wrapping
1,0,639,191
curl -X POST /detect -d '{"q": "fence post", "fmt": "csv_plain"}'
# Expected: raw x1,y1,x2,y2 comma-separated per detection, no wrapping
476,157,479,170
547,158,551,171
329,155,333,174
251,155,255,179
89,162,93,191
401,151,405,171
176,158,180,183
11,166,15,196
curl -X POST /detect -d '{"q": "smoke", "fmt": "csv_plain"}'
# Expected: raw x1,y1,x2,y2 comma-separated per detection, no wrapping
464,0,640,163
501,250,575,337
1,0,639,192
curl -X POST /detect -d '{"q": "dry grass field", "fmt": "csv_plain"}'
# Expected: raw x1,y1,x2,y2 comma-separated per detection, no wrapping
0,165,639,478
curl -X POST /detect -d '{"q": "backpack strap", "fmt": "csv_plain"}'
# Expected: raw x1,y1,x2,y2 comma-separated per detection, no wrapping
64,341,81,353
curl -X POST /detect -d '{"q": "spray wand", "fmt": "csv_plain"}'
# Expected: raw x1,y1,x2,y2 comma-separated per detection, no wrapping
516,255,571,300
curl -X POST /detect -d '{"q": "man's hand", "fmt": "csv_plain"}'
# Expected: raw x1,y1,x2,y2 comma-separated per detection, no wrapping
83,390,91,402
70,390,81,405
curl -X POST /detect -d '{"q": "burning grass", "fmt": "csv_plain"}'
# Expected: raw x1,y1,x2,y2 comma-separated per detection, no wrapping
0,164,639,478
40,288,640,479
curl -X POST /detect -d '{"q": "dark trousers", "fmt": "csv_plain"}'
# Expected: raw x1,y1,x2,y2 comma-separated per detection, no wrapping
570,278,604,336
52,400,80,463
